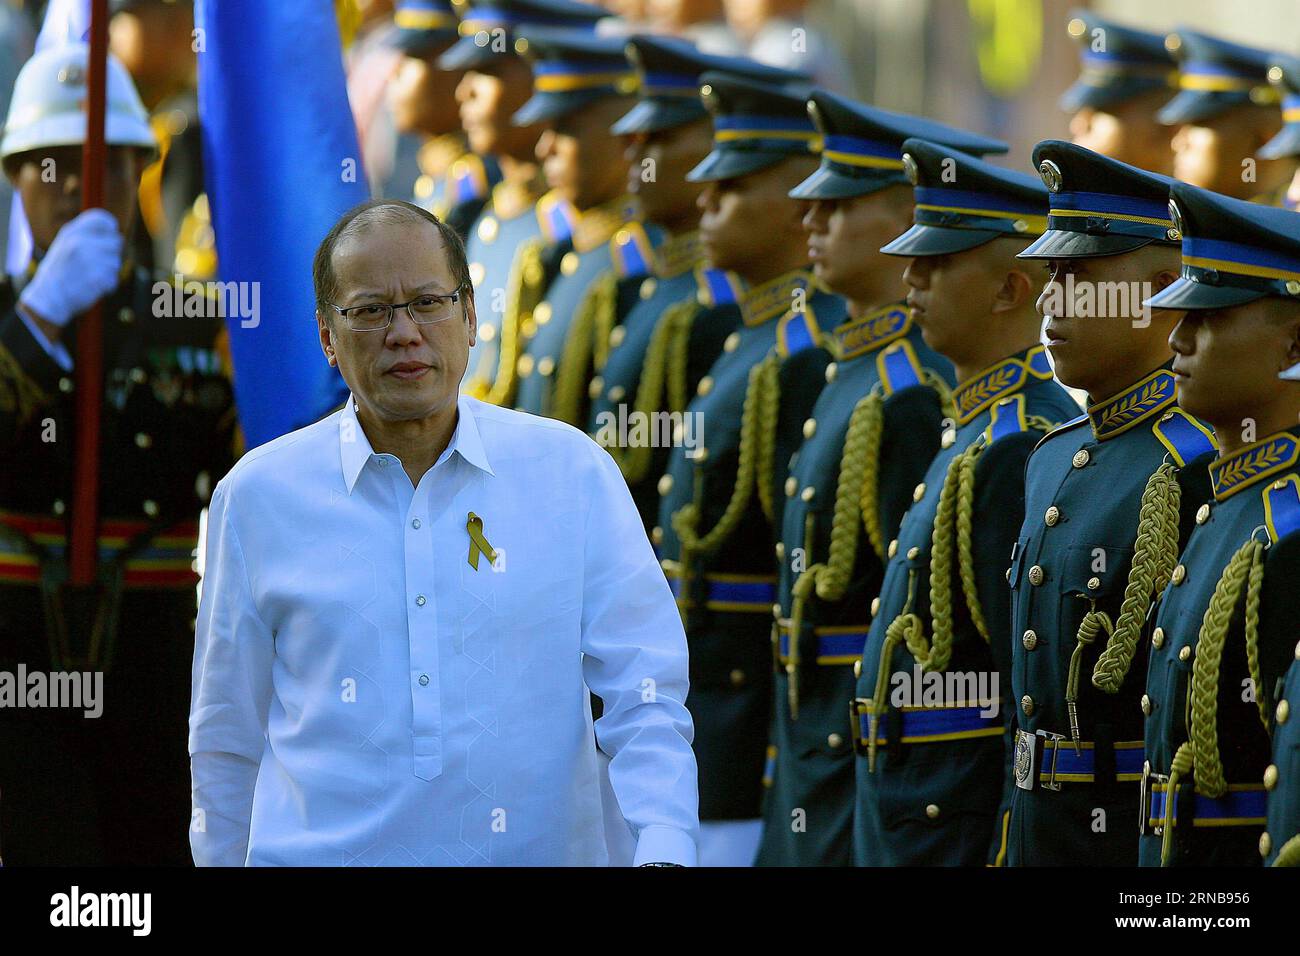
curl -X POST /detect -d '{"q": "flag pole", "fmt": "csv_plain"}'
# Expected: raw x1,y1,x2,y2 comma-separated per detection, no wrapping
69,0,110,586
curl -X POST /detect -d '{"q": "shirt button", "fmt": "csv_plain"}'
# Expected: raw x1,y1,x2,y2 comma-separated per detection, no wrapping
415,595,427,607
639,278,656,300
1022,629,1037,651
1260,832,1272,858
608,385,626,402
1178,645,1191,662
1140,694,1152,716
1028,565,1044,586
1196,503,1211,525
802,418,817,439
1020,695,1034,716
1171,564,1186,585
913,482,926,502
827,733,844,749
411,518,422,529
724,332,741,353
801,486,815,502
534,302,553,326
1044,506,1060,526
906,546,920,561
537,356,555,377
588,376,604,399
418,674,430,686
1152,627,1165,649
888,539,898,559
785,476,798,497
658,474,673,496
854,659,862,678
560,252,580,276
516,354,535,377
824,362,838,383
696,375,714,396
775,541,785,561
1072,449,1090,468
1277,699,1290,724
1264,764,1279,790
729,669,746,687
609,326,626,348
870,596,880,617
925,803,941,820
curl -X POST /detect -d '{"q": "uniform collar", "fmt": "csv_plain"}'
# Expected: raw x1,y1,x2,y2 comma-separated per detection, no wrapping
1209,427,1300,502
339,393,494,493
823,301,910,361
737,268,812,327
1086,365,1178,441
571,195,636,254
952,344,1053,425
654,230,702,278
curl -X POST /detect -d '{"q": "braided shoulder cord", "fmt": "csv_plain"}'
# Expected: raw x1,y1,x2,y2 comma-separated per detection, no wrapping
1274,835,1300,867
755,354,780,523
485,238,546,407
955,441,991,644
867,610,924,772
920,444,965,674
1243,542,1269,729
1067,605,1112,750
855,390,887,561
552,271,618,426
665,301,698,415
1092,462,1181,693
809,393,879,602
669,357,767,557
1160,741,1195,866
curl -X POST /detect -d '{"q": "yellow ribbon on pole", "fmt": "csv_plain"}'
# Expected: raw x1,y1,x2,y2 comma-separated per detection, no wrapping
466,512,497,570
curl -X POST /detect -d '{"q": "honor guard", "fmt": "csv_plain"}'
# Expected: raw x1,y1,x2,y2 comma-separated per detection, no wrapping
507,28,640,421
1138,184,1300,867
1160,28,1294,204
587,36,800,530
851,140,1080,866
1006,141,1217,866
1059,9,1178,175
1260,55,1300,211
391,0,503,237
759,94,1009,866
443,0,608,401
655,69,836,865
0,44,235,864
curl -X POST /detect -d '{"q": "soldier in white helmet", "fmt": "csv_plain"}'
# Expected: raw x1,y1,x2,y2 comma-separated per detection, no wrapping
0,42,235,865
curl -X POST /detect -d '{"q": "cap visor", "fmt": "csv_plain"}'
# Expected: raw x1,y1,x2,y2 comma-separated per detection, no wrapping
512,89,616,127
1157,90,1249,126
686,148,791,183
1058,80,1137,114
610,99,705,136
438,36,500,71
1280,361,1300,381
1145,275,1268,310
1260,124,1300,160
880,223,1001,257
1018,228,1157,260
787,164,900,200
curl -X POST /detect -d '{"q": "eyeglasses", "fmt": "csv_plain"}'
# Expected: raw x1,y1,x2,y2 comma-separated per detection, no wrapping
329,285,468,331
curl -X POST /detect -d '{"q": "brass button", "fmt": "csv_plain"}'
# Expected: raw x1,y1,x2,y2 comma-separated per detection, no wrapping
724,332,740,353
1028,565,1044,586
134,432,152,449
785,476,798,497
1277,699,1290,724
651,526,663,545
913,482,927,502
1178,645,1191,662
1140,694,1152,716
59,376,74,393
143,499,159,517
1152,627,1165,649
1171,564,1186,585
1020,695,1034,717
560,251,580,275
772,603,782,620
870,596,880,617
1295,639,1300,660
537,356,555,377
118,306,133,324
1260,832,1273,858
802,418,817,439
925,803,941,820
608,385,626,402
129,367,147,384
1265,764,1279,790
692,447,709,464
657,474,673,496
1072,449,1090,468
697,375,714,396
824,362,838,383
52,499,65,515
516,354,535,377
1196,503,1210,525
1086,576,1100,591
854,658,862,678
609,326,627,349
827,733,844,749
775,542,785,561
941,430,956,449
588,376,605,399
906,546,920,561
1005,567,1011,583
888,539,898,559
800,486,815,502
729,669,746,687
639,278,657,300
1022,629,1037,651
1045,506,1060,527
534,302,553,325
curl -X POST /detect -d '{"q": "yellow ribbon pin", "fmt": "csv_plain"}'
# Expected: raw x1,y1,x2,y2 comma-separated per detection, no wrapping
466,512,497,570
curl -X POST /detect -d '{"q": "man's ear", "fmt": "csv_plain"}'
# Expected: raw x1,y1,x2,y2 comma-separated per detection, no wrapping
317,311,337,366
992,266,1033,314
1283,309,1300,373
1152,269,1180,294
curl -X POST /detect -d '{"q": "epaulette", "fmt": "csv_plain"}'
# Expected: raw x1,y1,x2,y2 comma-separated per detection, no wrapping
776,303,823,358
876,338,924,395
536,190,578,244
1152,407,1218,467
446,153,492,205
694,266,742,307
983,394,1030,444
1263,474,1300,543
609,221,659,279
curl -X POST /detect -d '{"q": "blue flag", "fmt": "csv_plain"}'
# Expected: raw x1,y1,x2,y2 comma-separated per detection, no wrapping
196,0,363,448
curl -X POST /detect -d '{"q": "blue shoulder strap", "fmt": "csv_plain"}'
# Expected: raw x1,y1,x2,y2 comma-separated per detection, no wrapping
776,304,822,358
1264,474,1300,543
985,394,1028,443
610,222,658,279
1152,408,1218,467
877,339,924,395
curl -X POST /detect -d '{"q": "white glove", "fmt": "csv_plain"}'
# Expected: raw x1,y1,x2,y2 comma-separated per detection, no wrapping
19,208,124,327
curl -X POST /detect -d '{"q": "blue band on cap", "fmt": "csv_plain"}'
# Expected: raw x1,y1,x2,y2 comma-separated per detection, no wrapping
1182,237,1300,283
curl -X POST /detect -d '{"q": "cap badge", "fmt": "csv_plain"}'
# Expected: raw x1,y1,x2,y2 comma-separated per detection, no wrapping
1038,159,1062,193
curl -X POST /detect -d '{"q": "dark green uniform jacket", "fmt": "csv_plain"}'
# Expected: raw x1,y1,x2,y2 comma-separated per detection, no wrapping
853,346,1079,866
0,269,235,865
757,306,954,866
1006,367,1216,865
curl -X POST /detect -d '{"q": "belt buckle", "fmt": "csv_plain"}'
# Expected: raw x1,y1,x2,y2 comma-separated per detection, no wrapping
1013,729,1038,791
1038,730,1065,792
1138,762,1170,837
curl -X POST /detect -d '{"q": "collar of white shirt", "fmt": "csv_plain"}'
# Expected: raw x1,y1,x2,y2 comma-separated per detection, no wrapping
339,392,495,493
